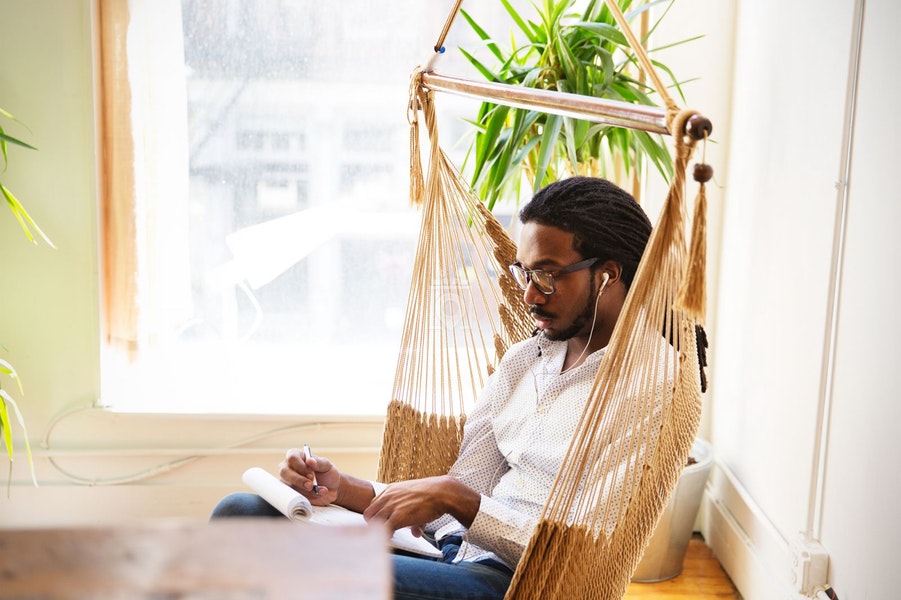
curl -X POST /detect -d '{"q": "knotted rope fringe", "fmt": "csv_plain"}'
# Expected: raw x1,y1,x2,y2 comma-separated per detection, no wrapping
408,67,427,207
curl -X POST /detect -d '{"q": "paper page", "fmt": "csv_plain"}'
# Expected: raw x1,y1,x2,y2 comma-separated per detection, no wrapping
310,505,441,557
242,467,442,558
242,467,312,520
388,527,443,558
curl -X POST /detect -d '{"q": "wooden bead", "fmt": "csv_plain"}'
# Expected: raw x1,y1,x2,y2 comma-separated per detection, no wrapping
687,115,713,141
693,163,713,183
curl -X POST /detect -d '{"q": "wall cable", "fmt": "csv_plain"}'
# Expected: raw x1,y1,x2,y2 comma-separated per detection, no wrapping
38,401,382,486
809,0,865,540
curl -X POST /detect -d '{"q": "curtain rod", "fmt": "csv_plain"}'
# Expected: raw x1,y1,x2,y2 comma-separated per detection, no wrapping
420,71,712,141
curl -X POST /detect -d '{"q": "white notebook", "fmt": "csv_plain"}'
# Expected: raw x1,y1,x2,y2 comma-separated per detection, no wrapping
242,467,442,558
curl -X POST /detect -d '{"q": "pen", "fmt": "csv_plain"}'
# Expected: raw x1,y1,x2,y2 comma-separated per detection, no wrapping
303,444,319,495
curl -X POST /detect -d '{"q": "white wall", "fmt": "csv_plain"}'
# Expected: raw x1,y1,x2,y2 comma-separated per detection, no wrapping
817,0,901,595
0,1,100,431
1,1,898,599
707,0,900,598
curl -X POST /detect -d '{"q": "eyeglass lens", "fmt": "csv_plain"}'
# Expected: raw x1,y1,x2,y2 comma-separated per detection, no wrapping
509,265,555,294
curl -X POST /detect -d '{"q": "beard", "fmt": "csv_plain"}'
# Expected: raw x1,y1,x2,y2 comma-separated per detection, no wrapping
535,282,598,342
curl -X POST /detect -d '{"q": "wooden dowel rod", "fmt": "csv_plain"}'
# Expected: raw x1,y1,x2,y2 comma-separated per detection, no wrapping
421,71,712,140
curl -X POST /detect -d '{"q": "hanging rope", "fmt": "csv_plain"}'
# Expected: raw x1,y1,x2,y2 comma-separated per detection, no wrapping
501,3,712,597
384,3,714,596
379,68,533,483
505,105,704,599
602,0,679,119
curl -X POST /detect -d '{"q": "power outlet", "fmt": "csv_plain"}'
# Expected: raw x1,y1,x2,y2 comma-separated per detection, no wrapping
790,534,829,596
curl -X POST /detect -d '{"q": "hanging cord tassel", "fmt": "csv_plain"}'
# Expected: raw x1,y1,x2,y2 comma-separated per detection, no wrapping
408,68,427,206
675,129,712,322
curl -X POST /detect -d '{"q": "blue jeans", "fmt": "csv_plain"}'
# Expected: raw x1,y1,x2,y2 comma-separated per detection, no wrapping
211,493,513,599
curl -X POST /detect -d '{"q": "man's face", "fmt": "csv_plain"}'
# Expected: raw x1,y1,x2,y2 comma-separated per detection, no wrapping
515,222,598,342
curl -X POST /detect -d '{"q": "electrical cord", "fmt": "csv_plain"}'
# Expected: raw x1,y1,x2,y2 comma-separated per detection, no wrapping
39,400,379,486
816,585,839,600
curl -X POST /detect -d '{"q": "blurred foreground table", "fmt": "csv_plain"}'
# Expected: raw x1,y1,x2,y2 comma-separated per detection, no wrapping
0,519,391,599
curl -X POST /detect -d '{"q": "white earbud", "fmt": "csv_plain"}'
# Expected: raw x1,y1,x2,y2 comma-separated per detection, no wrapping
597,272,610,297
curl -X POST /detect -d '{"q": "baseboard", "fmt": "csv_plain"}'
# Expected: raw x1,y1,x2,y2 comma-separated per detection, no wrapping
701,461,803,600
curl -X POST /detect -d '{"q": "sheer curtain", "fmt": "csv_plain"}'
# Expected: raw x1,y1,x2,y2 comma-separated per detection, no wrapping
97,0,192,360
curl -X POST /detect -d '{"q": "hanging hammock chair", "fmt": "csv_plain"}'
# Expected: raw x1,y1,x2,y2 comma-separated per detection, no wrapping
377,1,712,598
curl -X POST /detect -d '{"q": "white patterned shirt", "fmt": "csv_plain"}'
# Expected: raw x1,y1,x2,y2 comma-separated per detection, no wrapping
371,332,669,569
430,333,608,569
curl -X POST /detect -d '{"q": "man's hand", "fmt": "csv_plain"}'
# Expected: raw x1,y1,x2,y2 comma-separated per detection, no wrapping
363,475,481,533
280,448,377,513
280,448,341,506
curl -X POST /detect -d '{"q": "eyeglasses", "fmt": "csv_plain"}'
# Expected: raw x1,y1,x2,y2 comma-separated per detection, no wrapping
508,258,598,295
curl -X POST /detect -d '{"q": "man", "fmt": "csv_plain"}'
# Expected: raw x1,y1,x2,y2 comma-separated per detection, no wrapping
211,176,653,599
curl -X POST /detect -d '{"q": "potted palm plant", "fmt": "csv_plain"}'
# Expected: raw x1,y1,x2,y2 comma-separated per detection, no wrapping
458,0,695,209
1,105,49,489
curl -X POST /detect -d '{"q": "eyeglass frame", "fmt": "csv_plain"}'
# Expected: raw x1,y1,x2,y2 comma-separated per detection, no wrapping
508,257,599,295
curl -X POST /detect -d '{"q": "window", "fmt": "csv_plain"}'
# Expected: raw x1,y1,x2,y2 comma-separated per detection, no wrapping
100,0,517,415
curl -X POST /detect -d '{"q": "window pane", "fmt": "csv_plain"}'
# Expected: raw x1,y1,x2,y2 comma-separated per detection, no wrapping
106,0,517,415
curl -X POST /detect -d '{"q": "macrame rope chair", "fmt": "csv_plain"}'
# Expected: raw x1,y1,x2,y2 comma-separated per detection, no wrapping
377,1,713,597
376,74,534,483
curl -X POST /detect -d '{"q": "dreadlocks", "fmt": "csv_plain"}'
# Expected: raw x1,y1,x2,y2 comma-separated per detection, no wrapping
519,177,652,289
520,176,709,390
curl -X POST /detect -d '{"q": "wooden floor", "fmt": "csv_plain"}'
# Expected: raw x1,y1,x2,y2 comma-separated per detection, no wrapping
625,535,742,599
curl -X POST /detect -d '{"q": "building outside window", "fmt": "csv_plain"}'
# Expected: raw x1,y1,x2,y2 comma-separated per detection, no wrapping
103,1,518,415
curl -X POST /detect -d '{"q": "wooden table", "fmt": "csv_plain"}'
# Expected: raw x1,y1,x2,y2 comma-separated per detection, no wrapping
0,519,391,599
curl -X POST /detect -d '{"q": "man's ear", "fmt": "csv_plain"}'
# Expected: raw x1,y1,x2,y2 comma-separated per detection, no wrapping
596,260,623,287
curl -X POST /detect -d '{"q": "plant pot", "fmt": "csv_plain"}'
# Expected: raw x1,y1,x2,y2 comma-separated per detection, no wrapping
631,438,714,582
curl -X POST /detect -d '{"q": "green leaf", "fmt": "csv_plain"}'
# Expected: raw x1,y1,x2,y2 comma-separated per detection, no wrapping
585,46,616,93
458,47,501,83
556,31,581,88
573,22,629,47
487,108,541,201
624,0,671,23
471,104,511,187
510,135,542,170
0,358,24,395
609,79,656,105
650,58,687,103
1,182,55,247
561,116,580,172
534,114,564,191
0,390,38,487
634,130,673,180
0,108,37,171
502,0,540,44
637,0,675,40
0,131,38,152
459,9,505,63
0,396,13,461
649,34,705,55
